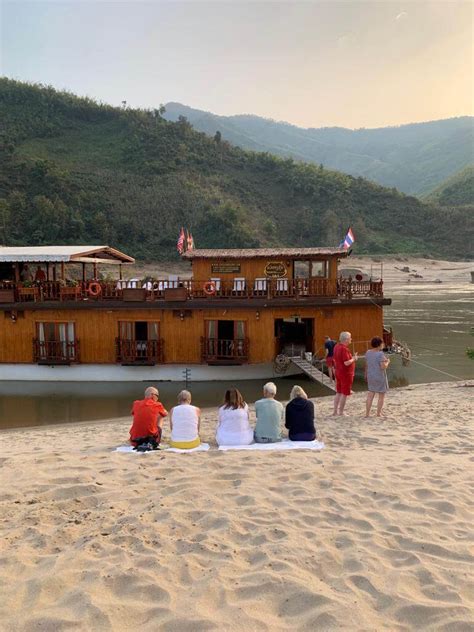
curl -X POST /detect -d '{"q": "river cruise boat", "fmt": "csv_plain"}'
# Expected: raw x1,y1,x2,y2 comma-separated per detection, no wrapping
0,245,391,382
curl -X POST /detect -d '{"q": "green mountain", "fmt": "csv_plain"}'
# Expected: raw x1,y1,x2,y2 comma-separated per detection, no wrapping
0,78,472,260
423,165,474,206
164,103,473,196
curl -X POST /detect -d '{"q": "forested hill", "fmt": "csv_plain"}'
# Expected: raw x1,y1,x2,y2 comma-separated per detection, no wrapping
423,166,474,207
164,103,473,197
0,79,472,260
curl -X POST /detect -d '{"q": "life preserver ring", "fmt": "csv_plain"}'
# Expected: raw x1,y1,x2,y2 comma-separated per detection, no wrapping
88,281,102,297
203,281,217,296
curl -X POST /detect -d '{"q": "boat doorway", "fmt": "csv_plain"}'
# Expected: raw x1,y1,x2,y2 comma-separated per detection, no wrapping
275,317,314,356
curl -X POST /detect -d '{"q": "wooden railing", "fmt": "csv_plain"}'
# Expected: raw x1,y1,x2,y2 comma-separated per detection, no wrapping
0,277,384,303
115,338,164,365
201,337,249,364
33,338,80,364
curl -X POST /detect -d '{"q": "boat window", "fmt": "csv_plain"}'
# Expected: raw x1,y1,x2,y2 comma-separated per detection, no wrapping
294,261,310,278
311,261,327,277
206,320,217,339
118,321,159,340
235,321,245,340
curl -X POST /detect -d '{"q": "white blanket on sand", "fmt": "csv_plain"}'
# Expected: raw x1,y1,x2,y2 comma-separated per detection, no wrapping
115,444,210,454
218,439,324,451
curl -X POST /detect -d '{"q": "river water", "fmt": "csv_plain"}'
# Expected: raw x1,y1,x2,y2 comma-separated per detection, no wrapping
0,283,472,429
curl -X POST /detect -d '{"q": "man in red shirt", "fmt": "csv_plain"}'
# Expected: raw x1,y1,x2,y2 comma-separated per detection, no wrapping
129,386,168,447
333,331,358,416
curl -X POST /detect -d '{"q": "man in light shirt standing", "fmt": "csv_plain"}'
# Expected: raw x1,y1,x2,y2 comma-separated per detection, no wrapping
254,382,284,443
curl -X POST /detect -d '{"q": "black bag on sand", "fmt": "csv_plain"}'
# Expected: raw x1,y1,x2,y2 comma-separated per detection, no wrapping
132,432,161,452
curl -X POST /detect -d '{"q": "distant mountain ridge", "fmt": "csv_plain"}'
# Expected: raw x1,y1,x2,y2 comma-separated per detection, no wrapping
164,103,473,197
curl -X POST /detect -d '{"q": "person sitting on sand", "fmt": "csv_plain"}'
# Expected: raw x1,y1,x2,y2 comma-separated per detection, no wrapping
333,331,358,416
129,386,168,448
254,381,283,443
216,388,253,446
169,390,201,449
365,336,390,417
285,385,316,441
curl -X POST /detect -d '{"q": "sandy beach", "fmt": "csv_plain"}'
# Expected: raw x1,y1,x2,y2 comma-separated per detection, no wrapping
0,381,473,631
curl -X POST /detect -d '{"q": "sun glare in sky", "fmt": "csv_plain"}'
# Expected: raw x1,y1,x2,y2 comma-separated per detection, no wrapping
1,0,472,128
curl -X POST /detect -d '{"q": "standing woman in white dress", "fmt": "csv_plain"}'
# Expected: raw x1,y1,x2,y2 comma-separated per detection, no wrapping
216,388,253,446
169,390,201,449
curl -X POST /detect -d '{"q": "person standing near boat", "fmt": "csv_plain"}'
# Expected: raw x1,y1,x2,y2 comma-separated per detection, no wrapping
216,388,253,446
333,331,358,416
324,335,337,382
169,390,201,449
365,336,390,417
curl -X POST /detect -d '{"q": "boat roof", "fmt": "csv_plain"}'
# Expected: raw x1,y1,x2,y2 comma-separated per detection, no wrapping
183,247,348,259
0,246,135,264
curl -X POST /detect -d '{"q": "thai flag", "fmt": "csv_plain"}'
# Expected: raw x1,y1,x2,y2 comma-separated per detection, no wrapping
340,227,355,250
177,227,185,254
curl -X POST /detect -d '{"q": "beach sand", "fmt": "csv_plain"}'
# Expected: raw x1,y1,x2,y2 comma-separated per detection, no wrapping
0,382,473,631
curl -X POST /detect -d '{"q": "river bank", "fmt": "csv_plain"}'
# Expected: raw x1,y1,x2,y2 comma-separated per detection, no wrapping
1,381,473,631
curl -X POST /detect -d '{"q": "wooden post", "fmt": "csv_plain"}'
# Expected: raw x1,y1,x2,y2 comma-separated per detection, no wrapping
46,262,50,281
119,264,123,280
52,264,57,281
93,262,98,280
82,263,86,282
14,263,20,283
61,262,65,280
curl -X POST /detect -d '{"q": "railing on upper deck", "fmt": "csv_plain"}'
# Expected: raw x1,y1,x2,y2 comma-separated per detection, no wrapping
0,277,383,303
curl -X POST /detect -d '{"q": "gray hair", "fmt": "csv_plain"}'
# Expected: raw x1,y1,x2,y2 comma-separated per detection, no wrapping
263,381,277,396
144,386,159,399
290,385,307,400
339,331,351,342
177,389,192,404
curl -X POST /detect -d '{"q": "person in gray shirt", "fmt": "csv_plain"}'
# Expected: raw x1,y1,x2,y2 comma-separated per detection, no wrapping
254,382,284,443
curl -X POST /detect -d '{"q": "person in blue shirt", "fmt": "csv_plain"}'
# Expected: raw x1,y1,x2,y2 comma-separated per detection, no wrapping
324,335,337,381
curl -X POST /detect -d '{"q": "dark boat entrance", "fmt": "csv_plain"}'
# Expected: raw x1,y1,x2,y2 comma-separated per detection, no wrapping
275,317,314,356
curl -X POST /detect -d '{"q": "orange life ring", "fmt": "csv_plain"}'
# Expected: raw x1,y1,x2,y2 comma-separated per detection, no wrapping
203,281,217,296
88,281,102,297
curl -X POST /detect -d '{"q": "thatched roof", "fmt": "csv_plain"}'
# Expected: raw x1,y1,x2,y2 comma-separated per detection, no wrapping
182,247,348,259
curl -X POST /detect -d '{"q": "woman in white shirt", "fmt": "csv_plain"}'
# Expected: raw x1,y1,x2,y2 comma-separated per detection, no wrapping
169,390,201,449
216,388,253,446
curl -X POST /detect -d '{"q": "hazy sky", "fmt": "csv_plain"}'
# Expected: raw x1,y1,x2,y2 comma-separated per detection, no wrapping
1,0,472,128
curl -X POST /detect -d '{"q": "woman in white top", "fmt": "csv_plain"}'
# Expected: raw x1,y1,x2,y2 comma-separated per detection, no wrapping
169,390,201,449
216,388,253,446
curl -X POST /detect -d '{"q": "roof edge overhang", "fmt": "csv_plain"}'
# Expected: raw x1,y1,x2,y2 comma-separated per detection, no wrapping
182,248,349,260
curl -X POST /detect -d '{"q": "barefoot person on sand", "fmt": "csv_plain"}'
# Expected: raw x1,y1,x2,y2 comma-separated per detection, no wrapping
333,331,358,416
365,336,390,417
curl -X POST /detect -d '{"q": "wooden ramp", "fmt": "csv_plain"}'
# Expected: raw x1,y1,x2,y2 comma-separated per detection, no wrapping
289,356,336,392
